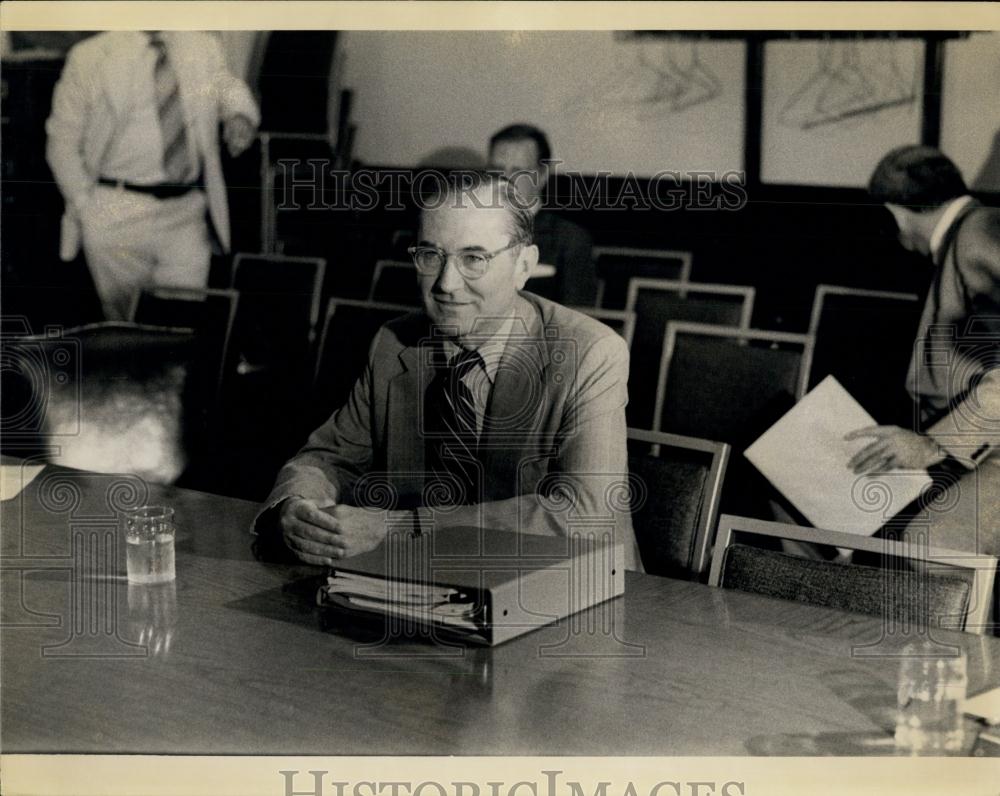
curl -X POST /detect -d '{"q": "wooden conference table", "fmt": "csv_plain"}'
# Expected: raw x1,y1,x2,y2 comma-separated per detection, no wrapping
3,462,998,756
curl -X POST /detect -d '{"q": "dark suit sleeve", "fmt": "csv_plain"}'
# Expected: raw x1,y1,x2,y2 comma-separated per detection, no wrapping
925,211,1000,467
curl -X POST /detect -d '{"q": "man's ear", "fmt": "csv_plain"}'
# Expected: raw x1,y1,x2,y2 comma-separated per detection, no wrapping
514,244,539,290
537,160,551,185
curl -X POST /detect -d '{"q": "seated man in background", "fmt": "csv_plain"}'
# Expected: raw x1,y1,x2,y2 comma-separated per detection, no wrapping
848,145,1000,555
488,124,599,306
255,171,641,571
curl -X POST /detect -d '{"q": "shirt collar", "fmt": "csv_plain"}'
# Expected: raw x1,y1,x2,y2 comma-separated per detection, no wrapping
441,312,517,385
929,195,975,261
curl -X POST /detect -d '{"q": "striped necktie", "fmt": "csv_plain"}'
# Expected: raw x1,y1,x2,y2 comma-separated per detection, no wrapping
425,348,484,506
149,34,195,185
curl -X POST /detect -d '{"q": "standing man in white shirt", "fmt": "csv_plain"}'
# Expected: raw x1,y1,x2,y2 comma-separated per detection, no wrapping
46,31,260,320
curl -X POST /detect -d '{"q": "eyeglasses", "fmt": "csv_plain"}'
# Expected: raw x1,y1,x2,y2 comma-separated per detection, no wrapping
407,240,523,280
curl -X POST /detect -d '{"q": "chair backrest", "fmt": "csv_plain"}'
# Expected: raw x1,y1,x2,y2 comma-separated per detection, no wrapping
312,298,414,425
654,322,813,445
8,322,198,484
623,279,754,428
627,428,730,578
626,278,754,332
708,514,997,634
368,259,422,306
592,246,693,309
130,286,239,411
807,285,923,425
230,252,326,372
567,307,637,349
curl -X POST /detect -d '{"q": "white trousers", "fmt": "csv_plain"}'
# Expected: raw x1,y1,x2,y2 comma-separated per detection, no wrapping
81,185,213,321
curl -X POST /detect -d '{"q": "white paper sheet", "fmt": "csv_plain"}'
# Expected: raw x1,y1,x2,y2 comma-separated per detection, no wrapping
0,463,45,502
966,687,1000,725
744,376,932,535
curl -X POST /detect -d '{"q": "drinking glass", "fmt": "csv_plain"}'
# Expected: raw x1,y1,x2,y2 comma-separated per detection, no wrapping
894,640,968,754
123,505,176,584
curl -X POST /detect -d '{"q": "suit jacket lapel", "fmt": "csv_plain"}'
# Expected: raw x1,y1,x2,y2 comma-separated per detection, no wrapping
386,337,426,484
387,301,551,500
480,300,551,494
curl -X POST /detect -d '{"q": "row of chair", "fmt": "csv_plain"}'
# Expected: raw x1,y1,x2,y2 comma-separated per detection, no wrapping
365,250,785,435
28,289,991,634
128,245,923,451
363,243,922,441
123,250,918,497
129,251,920,465
627,427,994,634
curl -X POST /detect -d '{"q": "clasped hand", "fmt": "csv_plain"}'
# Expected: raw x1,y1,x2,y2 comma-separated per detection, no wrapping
279,497,392,565
844,425,945,474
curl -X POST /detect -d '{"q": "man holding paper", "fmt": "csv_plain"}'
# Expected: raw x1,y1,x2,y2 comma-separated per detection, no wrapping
254,171,641,571
850,146,1000,553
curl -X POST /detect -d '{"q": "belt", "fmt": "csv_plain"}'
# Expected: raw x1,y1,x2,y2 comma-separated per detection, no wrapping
97,177,202,200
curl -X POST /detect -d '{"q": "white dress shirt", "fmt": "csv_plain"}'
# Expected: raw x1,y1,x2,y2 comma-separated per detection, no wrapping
100,34,200,185
929,195,975,262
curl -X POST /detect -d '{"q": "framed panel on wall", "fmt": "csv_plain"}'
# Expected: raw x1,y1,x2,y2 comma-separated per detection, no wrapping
339,31,746,177
940,32,1000,193
760,37,925,187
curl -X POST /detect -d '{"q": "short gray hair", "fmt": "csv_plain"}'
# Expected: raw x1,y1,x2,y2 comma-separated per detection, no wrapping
418,169,533,245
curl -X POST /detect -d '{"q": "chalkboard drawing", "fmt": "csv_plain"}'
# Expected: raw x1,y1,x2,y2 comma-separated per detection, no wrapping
568,40,722,121
779,40,918,131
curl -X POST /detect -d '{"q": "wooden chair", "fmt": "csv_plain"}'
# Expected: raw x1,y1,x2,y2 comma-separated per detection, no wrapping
567,307,637,349
625,279,754,428
368,259,422,306
709,514,997,635
654,322,814,446
807,284,922,426
592,246,693,309
627,428,730,579
312,297,414,426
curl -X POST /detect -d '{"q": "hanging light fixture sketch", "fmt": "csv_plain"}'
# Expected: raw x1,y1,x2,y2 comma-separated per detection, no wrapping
778,38,918,131
567,38,723,121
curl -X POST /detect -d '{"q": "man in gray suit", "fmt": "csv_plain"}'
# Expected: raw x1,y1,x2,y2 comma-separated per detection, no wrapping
257,171,641,571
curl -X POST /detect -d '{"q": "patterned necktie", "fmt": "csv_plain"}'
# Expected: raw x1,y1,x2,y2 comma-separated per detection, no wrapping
425,348,483,506
149,34,195,184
